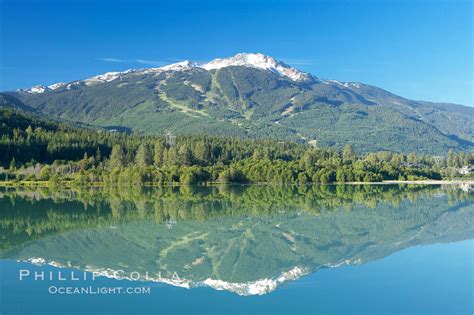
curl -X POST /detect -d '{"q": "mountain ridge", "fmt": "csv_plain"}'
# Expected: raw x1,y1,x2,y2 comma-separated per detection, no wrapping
5,53,474,154
15,53,314,94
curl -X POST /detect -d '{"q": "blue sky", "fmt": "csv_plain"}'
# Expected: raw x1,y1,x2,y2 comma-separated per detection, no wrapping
1,0,472,106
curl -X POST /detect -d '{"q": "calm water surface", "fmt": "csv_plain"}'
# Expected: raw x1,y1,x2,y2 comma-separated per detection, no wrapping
0,184,472,315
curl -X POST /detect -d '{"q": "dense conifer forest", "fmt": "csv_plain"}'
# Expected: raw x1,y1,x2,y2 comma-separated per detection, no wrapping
0,108,472,186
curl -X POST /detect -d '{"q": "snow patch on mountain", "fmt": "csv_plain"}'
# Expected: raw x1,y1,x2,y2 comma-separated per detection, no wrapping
17,53,315,93
48,82,67,90
150,53,313,82
83,70,135,86
159,60,197,72
200,266,307,295
16,85,50,94
18,82,71,94
22,257,308,296
324,79,362,89
200,53,313,81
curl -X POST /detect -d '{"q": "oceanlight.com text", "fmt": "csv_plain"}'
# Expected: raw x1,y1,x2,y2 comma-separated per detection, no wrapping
48,286,151,295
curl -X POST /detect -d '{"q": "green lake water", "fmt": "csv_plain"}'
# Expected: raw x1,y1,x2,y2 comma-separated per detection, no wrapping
0,184,472,314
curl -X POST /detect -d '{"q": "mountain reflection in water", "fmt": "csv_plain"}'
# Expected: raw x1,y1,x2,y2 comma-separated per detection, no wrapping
0,184,472,295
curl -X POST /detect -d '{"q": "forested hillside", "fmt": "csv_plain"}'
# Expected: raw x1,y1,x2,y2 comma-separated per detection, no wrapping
8,53,474,154
0,103,472,186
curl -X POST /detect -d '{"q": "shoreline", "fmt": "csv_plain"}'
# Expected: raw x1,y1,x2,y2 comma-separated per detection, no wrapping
0,179,472,188
382,180,474,185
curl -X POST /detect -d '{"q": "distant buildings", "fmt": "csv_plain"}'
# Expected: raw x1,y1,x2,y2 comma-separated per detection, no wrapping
458,165,473,175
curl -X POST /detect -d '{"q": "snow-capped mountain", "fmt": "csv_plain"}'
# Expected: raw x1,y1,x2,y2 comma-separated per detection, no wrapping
18,82,67,94
8,52,473,154
16,53,314,94
48,82,67,90
25,85,50,94
159,60,198,72
159,53,314,81
83,69,135,86
199,53,313,81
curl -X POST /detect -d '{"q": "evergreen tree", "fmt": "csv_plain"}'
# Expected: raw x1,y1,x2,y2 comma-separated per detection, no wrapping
95,147,102,163
178,144,194,166
109,145,124,169
153,142,164,166
343,144,354,161
194,141,211,165
135,144,152,167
